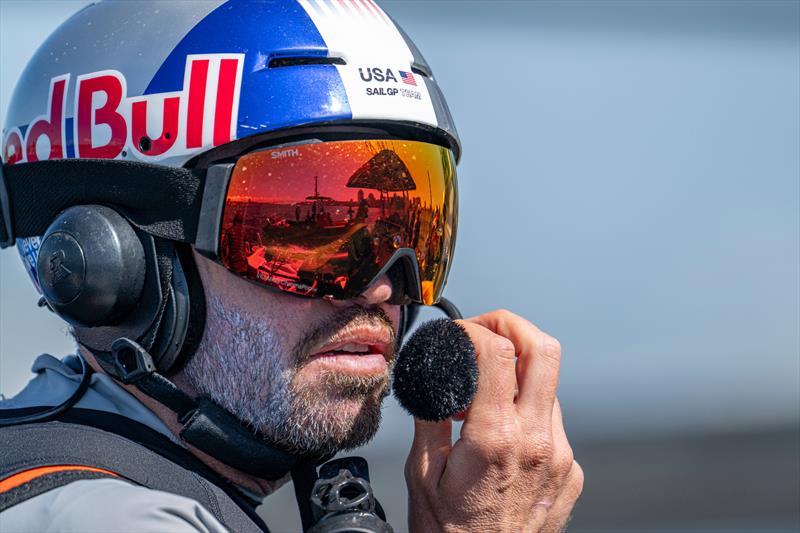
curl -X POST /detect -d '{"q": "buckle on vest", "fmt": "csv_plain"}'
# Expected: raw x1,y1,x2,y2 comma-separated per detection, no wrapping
111,338,156,384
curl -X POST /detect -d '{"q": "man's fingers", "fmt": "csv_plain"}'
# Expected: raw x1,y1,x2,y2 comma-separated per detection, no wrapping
539,460,584,533
547,398,574,489
411,418,452,452
406,418,452,487
456,320,518,421
469,310,561,426
520,398,573,528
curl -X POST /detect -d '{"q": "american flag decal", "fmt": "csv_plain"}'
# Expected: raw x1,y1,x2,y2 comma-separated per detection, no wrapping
399,70,417,86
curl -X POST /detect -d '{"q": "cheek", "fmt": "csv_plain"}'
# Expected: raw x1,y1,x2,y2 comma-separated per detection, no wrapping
221,280,341,348
219,268,314,319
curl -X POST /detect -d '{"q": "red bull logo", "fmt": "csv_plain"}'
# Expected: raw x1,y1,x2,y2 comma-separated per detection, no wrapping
3,54,244,164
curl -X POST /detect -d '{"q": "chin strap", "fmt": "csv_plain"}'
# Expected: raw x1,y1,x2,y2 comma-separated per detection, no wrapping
292,459,321,531
94,337,328,481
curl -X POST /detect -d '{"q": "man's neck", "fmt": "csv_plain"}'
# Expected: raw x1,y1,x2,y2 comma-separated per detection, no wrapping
79,347,290,497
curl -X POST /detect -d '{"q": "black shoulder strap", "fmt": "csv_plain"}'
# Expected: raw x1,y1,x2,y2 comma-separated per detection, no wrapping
1,466,118,512
0,409,269,533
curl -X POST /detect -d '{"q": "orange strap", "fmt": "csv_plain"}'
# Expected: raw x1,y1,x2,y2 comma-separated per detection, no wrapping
0,465,119,493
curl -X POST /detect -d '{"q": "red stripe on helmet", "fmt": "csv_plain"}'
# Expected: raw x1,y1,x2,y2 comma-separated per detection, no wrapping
213,58,239,146
186,59,210,149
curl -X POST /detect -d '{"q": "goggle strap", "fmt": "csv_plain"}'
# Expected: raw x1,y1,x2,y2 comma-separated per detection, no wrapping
193,163,234,259
0,159,211,248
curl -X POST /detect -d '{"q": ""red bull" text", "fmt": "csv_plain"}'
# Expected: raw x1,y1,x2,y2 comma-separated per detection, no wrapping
3,54,244,164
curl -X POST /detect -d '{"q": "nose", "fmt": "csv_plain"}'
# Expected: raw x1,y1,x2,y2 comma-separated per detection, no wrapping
360,274,394,304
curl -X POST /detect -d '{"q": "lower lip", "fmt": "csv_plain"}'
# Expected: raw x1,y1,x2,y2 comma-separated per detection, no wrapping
306,352,388,375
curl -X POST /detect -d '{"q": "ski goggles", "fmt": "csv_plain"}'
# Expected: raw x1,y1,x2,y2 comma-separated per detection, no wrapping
216,139,458,305
0,138,457,306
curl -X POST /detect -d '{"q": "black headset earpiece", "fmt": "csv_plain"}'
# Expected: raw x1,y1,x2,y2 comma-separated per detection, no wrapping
37,205,146,327
36,204,195,374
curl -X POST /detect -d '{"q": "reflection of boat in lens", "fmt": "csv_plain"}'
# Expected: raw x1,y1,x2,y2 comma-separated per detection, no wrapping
305,176,332,201
263,220,362,247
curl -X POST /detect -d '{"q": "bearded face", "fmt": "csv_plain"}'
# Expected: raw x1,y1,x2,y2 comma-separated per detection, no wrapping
179,252,400,457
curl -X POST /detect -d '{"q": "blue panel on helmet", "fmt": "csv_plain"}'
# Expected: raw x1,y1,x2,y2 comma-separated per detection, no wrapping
145,0,352,138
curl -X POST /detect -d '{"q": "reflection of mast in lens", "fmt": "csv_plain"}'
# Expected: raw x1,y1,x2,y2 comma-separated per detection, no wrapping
306,175,333,202
305,175,335,228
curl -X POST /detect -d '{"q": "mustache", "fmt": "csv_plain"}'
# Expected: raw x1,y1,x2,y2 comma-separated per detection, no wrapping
292,306,397,365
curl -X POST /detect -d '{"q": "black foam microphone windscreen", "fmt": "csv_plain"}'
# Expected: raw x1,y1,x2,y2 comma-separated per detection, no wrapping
392,318,478,422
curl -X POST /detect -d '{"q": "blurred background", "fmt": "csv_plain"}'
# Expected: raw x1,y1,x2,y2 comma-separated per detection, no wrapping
1,1,798,532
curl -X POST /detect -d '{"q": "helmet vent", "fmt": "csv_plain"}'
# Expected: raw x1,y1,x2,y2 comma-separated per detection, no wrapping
411,64,431,78
269,57,346,69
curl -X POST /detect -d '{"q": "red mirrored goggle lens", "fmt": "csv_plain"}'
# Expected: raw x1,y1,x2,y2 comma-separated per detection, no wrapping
219,139,457,305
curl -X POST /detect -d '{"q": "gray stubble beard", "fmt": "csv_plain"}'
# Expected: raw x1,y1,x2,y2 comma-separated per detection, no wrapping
179,295,394,457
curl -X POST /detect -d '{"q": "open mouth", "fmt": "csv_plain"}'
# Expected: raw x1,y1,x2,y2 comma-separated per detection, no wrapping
315,342,384,357
306,327,394,376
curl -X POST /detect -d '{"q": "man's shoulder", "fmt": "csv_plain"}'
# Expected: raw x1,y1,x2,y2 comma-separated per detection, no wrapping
0,353,178,442
0,354,74,410
0,477,228,533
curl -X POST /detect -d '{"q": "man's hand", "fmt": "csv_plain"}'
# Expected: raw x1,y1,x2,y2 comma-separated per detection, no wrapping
404,310,583,533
